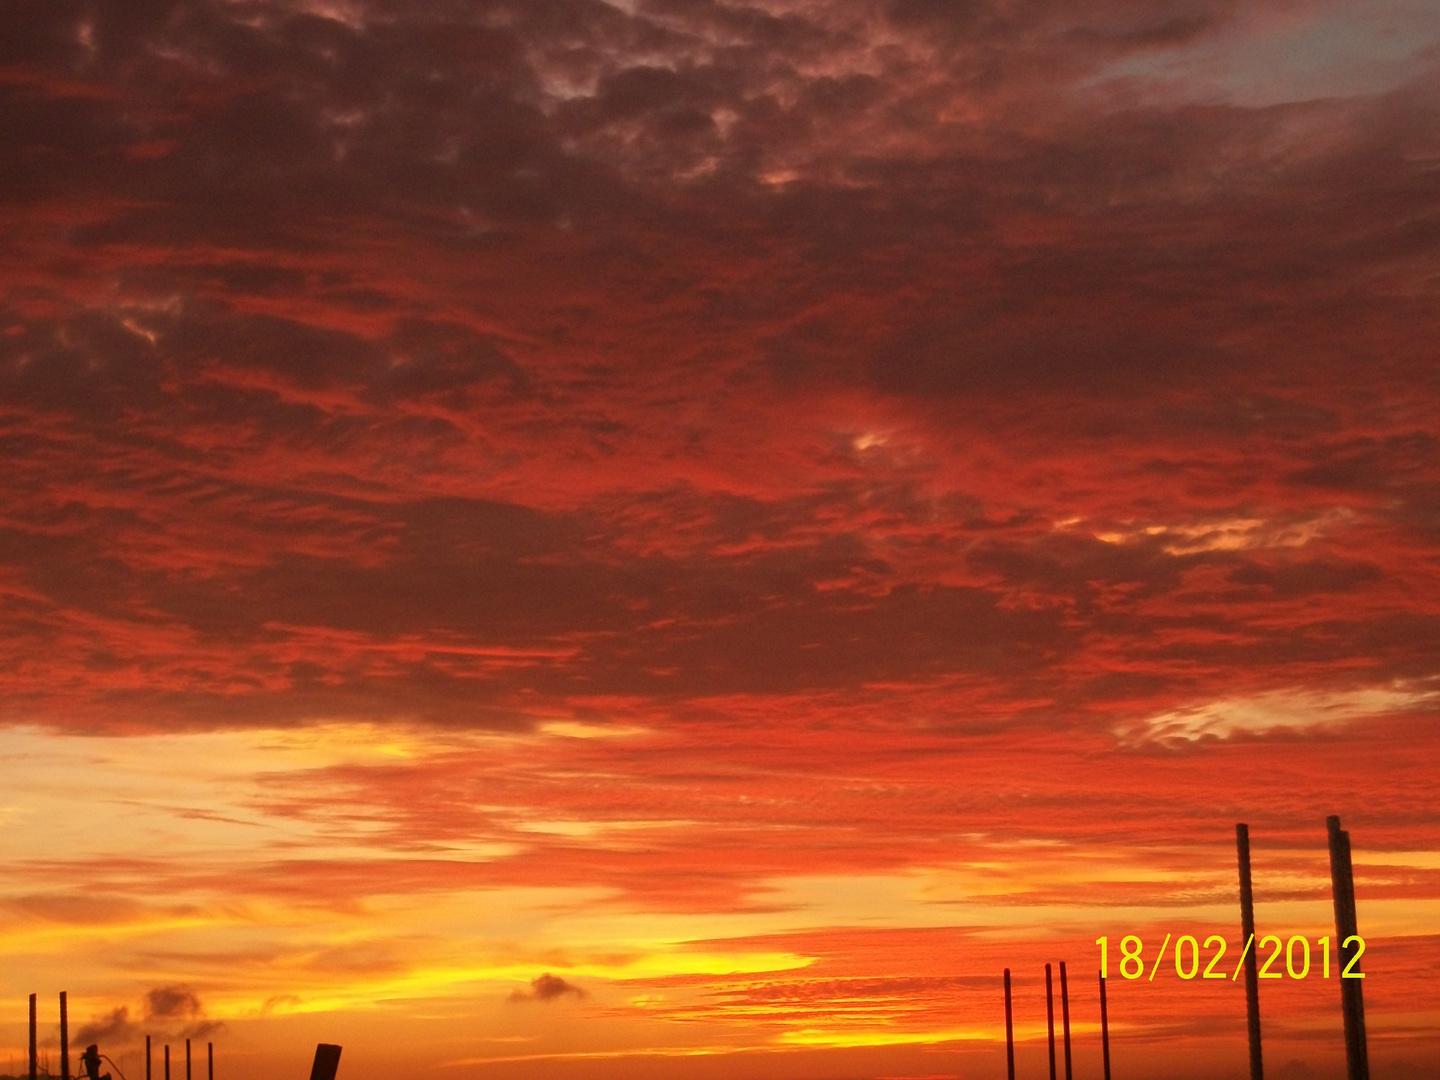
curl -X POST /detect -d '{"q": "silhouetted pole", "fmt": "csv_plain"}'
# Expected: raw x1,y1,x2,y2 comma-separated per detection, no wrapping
1045,963,1057,1080
29,993,37,1080
1059,961,1072,1080
185,1040,191,1080
57,996,68,1080
207,1043,213,1080
164,1044,170,1080
1237,823,1263,1080
60,991,70,1080
308,1045,342,1080
1004,969,1015,1080
146,1037,152,1080
1328,815,1369,1080
1098,973,1111,1080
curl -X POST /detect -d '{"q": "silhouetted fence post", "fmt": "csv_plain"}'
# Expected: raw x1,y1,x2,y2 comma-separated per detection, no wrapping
60,991,69,1080
1237,823,1263,1080
308,1044,342,1080
146,1037,152,1080
1045,963,1056,1080
1004,969,1015,1080
1059,961,1072,1080
1328,816,1369,1080
164,1044,170,1080
207,1043,213,1080
185,1039,191,1080
1098,972,1111,1080
29,993,37,1080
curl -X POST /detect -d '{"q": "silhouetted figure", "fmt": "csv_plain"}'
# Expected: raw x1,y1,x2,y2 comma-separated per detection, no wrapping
80,1046,110,1080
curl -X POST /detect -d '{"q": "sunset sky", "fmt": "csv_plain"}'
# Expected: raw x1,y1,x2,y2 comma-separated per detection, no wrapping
3,1,1440,1078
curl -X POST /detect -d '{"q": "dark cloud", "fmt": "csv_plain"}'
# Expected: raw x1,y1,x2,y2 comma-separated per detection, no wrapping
67,991,221,1048
0,0,1437,744
508,973,586,1003
75,1008,140,1047
144,986,202,1021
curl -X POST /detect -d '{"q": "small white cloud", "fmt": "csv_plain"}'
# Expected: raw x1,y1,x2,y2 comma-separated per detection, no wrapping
1121,684,1438,745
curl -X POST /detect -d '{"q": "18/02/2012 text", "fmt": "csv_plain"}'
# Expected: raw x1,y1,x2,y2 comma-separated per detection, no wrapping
1095,933,1366,982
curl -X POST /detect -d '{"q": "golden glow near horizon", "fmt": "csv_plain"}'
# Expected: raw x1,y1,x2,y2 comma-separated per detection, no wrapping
3,719,1438,1079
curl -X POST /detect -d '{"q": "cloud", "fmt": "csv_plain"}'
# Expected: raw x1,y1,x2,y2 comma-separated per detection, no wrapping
75,1008,140,1048
64,990,224,1048
3,0,1440,735
1121,684,1440,745
3,2,1440,1066
144,987,203,1021
509,973,587,1003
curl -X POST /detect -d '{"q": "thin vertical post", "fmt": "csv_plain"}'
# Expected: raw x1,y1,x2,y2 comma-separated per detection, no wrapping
1045,963,1057,1080
1060,961,1072,1080
1004,969,1015,1080
60,991,70,1080
29,993,37,1080
207,1044,213,1080
146,1037,152,1080
1237,823,1264,1080
1098,973,1111,1080
1328,816,1369,1080
185,1040,191,1080
164,1045,170,1080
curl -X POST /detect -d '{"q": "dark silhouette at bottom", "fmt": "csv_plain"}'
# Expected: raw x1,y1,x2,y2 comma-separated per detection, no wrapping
1099,971,1111,1080
309,1044,343,1080
1003,969,1015,1080
80,1045,110,1080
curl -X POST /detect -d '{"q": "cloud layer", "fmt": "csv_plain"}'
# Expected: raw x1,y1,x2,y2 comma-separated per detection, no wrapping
4,0,1440,736
3,1,1439,1077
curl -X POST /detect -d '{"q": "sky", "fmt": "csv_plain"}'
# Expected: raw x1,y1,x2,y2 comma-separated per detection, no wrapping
2,1,1440,1078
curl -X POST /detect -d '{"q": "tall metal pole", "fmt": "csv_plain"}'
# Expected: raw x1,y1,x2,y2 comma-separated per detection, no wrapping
29,993,37,1080
60,991,69,1080
1004,969,1015,1080
146,1037,152,1080
207,1044,213,1080
1059,961,1072,1080
1045,963,1057,1080
1237,823,1264,1080
164,1045,170,1080
1098,973,1111,1080
1328,816,1369,1080
185,1040,191,1080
